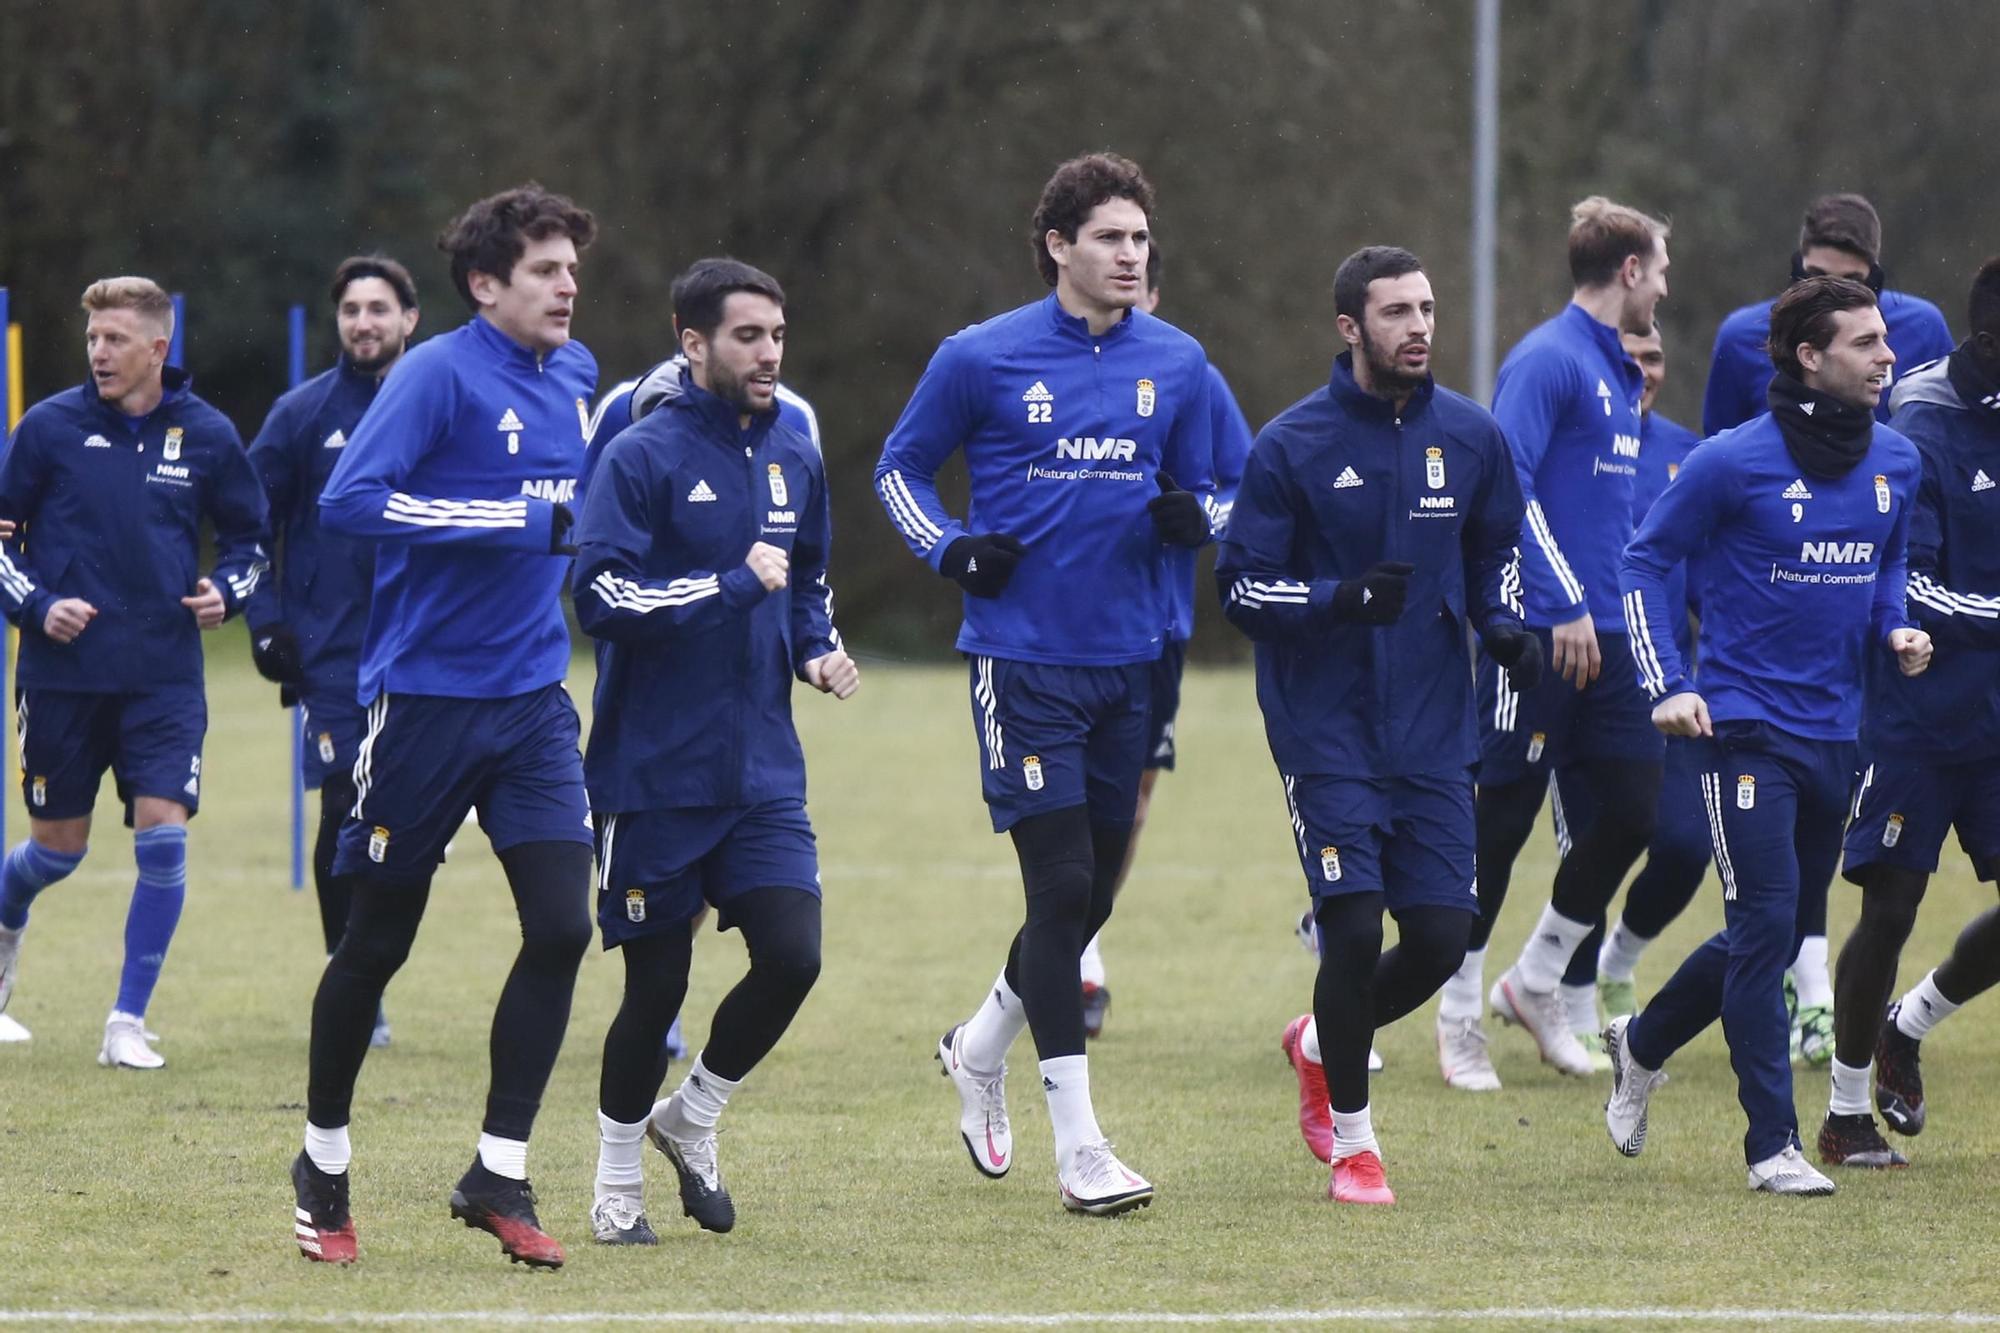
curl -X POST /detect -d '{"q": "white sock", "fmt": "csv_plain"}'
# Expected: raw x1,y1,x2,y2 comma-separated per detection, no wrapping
595,1110,647,1198
1515,904,1593,993
476,1132,528,1181
1439,947,1485,1020
1299,1014,1322,1064
1080,931,1106,988
1331,1104,1379,1160
960,969,1027,1072
1040,1054,1104,1170
1828,1058,1873,1117
1562,982,1600,1037
671,1054,740,1130
1792,935,1833,1009
1897,970,1961,1039
1599,919,1651,982
304,1120,351,1176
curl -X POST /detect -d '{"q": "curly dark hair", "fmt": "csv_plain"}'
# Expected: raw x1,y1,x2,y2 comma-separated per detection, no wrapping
437,183,597,310
330,253,418,311
1029,153,1155,288
1767,275,1878,379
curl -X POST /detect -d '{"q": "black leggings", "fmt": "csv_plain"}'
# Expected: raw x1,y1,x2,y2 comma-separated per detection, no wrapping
306,839,593,1140
597,886,822,1125
997,806,1130,1062
1470,761,1660,955
1314,893,1471,1113
313,771,359,956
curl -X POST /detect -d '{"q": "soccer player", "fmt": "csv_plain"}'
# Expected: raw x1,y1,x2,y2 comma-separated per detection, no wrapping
1703,193,1953,435
1545,325,1709,1055
1221,246,1538,1204
0,276,269,1067
288,184,599,1268
1440,197,1669,1087
876,152,1217,1216
577,258,854,1246
244,255,420,1050
1603,276,1931,1197
1819,257,2000,1165
1077,241,1253,1039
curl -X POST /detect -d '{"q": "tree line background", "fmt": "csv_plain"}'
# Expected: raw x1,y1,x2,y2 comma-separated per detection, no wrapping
2,0,1991,659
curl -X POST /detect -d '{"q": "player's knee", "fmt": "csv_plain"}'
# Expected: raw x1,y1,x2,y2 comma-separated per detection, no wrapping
527,907,594,968
1856,876,1925,946
754,936,822,1002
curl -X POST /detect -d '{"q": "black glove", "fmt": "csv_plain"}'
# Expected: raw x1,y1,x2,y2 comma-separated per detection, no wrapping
550,502,577,556
939,533,1028,598
1485,623,1545,690
251,624,306,685
1329,561,1415,625
1147,472,1211,548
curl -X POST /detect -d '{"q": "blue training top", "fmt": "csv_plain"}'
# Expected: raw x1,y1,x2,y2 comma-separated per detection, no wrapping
320,315,596,702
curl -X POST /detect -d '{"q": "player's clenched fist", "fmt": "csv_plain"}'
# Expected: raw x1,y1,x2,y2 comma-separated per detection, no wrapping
1890,627,1933,677
746,541,789,591
43,597,97,644
803,649,860,699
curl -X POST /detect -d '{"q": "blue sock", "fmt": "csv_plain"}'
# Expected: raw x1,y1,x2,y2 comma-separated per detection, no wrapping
0,839,86,931
116,826,188,1018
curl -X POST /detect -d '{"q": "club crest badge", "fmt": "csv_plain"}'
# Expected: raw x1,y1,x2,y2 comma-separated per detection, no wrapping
1737,774,1756,810
1320,846,1342,882
1136,378,1156,418
368,825,391,863
767,463,788,507
318,732,336,765
1425,446,1446,490
30,776,45,807
626,888,647,923
1883,813,1905,848
1875,473,1891,514
1023,754,1045,792
163,427,183,461
1526,731,1547,763
576,397,590,439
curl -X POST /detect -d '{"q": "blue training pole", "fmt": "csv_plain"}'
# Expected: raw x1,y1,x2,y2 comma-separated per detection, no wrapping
287,303,307,891
1,284,10,850
169,292,186,368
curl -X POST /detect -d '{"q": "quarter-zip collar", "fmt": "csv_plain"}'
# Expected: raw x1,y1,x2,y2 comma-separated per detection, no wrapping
1326,350,1434,424
1561,301,1643,386
87,365,190,430
672,377,778,450
1043,291,1137,346
468,312,557,372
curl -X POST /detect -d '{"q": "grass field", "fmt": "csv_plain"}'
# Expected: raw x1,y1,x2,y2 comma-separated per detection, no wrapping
3,641,2000,1331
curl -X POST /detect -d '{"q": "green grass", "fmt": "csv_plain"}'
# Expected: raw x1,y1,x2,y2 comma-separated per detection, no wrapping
4,642,1999,1331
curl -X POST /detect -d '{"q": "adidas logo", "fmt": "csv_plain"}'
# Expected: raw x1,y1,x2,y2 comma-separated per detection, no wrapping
1596,379,1611,397
1021,381,1054,404
1333,466,1364,489
687,479,718,503
965,556,978,572
83,433,111,448
322,429,347,450
497,408,525,432
1782,479,1813,500
1042,1075,1058,1092
1799,401,1816,416
1974,469,1995,493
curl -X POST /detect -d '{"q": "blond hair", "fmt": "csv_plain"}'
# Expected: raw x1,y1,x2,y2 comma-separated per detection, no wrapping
80,276,175,341
1567,197,1669,288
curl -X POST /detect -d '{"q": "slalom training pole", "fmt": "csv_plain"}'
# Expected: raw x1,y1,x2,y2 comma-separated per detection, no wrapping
287,303,307,891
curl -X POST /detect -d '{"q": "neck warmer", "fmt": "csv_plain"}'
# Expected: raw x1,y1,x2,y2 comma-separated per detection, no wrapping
1947,340,2000,415
1767,372,1873,479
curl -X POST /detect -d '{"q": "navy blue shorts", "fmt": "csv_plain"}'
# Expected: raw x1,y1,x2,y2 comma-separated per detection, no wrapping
1279,767,1480,913
1143,640,1187,772
298,687,365,790
594,799,820,946
17,686,206,822
968,655,1150,833
334,684,592,878
1477,628,1663,784
1550,733,1712,870
1843,754,2000,883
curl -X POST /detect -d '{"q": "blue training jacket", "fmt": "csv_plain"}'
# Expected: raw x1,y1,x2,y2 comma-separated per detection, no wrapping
1621,412,1918,742
1631,410,1702,665
875,293,1218,667
1862,353,2000,761
243,356,383,697
0,370,269,692
574,380,841,811
1162,362,1252,643
320,316,596,702
584,353,820,496
1702,289,1953,436
1216,353,1527,778
1491,303,1646,628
